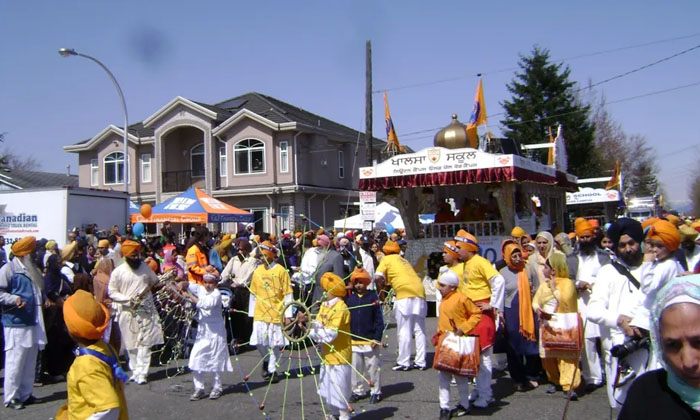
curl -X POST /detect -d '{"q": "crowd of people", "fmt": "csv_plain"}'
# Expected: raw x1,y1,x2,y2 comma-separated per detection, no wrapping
0,213,699,420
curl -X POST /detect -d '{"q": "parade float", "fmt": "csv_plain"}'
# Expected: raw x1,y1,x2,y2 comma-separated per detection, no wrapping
357,115,577,288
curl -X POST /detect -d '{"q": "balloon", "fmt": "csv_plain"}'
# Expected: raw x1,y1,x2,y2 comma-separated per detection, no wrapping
385,223,395,235
140,204,152,219
133,222,145,237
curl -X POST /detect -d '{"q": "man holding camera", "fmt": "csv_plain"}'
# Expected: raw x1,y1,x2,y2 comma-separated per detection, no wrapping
587,218,649,408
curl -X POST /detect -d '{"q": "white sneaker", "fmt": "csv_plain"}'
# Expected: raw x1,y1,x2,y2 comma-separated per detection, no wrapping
468,389,479,402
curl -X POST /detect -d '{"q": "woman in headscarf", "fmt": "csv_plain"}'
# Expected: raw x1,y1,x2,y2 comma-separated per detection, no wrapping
554,232,574,257
500,243,540,391
528,231,554,290
619,275,700,419
532,251,581,400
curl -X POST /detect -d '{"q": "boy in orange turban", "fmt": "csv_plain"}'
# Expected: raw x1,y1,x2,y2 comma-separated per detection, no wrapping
347,267,384,404
56,290,128,420
309,272,352,420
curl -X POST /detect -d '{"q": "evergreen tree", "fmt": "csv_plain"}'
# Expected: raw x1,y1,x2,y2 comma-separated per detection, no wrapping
501,46,597,176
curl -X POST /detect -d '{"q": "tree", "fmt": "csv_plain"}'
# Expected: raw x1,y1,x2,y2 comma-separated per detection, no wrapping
501,46,597,177
690,172,700,217
0,132,41,171
623,135,658,197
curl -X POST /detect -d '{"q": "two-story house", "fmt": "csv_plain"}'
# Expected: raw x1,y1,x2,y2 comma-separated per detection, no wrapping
64,92,384,233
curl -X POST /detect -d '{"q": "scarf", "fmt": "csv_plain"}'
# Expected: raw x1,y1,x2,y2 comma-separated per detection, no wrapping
503,243,535,341
651,275,700,413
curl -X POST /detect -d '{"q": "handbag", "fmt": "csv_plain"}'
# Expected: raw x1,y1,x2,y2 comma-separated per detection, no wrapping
433,332,480,377
541,312,582,352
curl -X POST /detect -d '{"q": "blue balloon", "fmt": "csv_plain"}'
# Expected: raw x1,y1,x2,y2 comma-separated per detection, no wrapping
385,223,394,235
133,222,145,237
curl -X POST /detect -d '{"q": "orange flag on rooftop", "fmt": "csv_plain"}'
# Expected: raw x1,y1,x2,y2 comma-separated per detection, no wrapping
547,126,555,166
605,160,620,190
466,79,487,149
383,92,405,153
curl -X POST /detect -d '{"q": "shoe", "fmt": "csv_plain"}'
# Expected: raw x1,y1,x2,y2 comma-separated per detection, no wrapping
411,363,428,371
4,399,24,410
439,408,451,420
451,403,471,417
135,377,147,385
23,395,40,405
585,382,604,392
528,380,539,389
190,389,206,401
546,384,558,394
467,389,478,402
567,390,579,401
369,393,381,404
349,392,368,403
270,373,283,384
209,389,222,400
473,397,494,408
262,370,271,380
391,364,411,371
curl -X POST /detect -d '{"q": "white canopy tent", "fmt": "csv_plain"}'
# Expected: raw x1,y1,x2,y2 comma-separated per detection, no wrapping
333,202,405,231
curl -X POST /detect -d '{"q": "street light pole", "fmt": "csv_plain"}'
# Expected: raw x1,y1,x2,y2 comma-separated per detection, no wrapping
58,48,129,193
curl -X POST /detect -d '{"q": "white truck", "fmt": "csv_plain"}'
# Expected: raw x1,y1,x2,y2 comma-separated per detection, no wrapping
626,195,660,222
0,187,129,252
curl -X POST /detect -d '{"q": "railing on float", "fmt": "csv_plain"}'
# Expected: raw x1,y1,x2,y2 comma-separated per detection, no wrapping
423,220,506,239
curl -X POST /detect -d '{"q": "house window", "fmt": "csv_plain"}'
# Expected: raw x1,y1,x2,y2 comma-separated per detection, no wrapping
191,144,205,178
338,150,345,178
219,146,227,177
90,159,99,186
104,152,125,185
234,139,265,175
140,154,152,183
279,141,288,173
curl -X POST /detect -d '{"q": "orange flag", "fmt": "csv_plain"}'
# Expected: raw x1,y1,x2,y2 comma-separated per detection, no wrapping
466,79,487,148
605,160,620,190
383,92,405,154
547,126,555,166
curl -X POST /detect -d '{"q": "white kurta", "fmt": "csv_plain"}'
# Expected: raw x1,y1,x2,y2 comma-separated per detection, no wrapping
576,254,602,338
632,258,682,332
108,263,164,350
187,284,234,373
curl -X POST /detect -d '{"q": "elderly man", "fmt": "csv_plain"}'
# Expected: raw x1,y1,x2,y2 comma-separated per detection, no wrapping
0,236,47,409
453,229,505,409
108,240,164,385
221,238,259,346
674,224,700,273
567,218,610,391
587,218,650,408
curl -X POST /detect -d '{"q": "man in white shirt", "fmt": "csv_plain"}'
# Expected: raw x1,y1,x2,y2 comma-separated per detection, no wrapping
587,218,649,408
221,239,260,345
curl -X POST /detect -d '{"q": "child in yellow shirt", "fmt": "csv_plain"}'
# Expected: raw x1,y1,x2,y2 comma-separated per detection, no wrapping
434,267,482,420
56,289,129,420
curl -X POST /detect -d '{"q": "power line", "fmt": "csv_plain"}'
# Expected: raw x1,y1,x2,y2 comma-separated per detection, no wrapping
374,32,700,94
395,80,700,143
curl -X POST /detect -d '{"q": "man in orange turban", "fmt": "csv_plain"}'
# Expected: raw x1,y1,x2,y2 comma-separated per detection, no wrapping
108,238,163,385
677,224,700,272
452,229,504,408
1,235,46,409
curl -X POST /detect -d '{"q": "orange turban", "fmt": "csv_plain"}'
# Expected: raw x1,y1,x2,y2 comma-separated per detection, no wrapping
454,229,479,253
350,267,371,285
321,272,346,297
259,240,277,261
63,290,110,340
692,221,700,234
382,240,401,255
61,241,77,262
443,240,459,259
664,214,681,226
11,236,36,257
268,234,277,245
222,234,231,242
575,219,595,237
120,240,141,258
647,220,680,252
641,217,660,230
511,226,527,238
97,239,110,248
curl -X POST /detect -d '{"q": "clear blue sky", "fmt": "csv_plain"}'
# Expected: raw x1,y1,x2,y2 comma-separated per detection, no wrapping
2,1,699,207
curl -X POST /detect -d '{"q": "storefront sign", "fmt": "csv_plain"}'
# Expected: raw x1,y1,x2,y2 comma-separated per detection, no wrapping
566,188,620,205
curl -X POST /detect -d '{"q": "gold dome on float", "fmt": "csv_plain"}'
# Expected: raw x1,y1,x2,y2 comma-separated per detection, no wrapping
434,114,469,149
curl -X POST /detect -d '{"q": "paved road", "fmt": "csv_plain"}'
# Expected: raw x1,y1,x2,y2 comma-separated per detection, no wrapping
2,317,619,420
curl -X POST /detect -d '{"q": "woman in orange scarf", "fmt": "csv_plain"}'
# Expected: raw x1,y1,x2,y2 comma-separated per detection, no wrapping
499,243,540,391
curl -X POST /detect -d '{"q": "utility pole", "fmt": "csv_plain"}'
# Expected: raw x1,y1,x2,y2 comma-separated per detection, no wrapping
365,40,373,165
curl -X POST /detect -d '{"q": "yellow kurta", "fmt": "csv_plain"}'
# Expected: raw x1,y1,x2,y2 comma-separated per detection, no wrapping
376,254,426,300
437,291,482,335
66,341,128,420
459,255,498,301
250,263,292,323
316,298,352,365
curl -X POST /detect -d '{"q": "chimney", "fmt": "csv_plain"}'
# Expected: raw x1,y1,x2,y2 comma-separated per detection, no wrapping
66,165,70,176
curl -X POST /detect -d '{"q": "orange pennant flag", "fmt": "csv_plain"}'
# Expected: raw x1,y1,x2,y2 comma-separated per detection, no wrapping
547,126,555,166
383,92,405,153
466,79,487,149
605,160,620,190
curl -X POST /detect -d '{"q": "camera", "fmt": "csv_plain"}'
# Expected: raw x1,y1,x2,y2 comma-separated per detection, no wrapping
611,337,650,358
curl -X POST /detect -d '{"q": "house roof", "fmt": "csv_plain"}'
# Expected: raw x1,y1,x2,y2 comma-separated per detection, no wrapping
68,92,385,149
0,169,79,190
